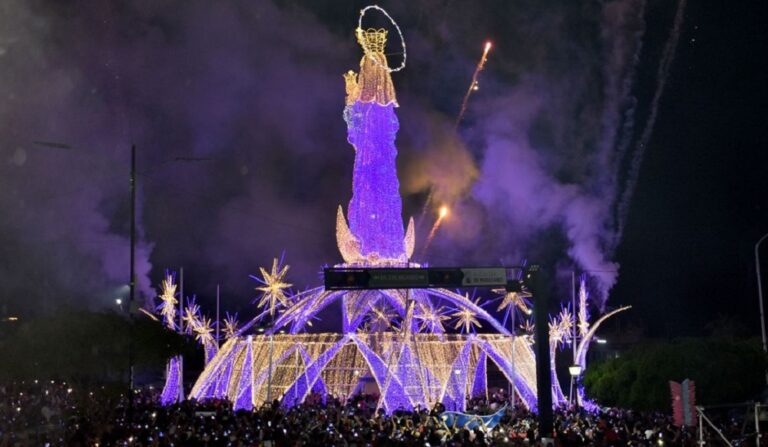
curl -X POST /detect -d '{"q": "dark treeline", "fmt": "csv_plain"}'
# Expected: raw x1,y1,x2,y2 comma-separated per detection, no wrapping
584,336,766,410
0,311,197,384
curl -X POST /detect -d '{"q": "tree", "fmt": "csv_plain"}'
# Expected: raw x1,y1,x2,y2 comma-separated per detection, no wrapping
583,337,766,410
0,311,197,383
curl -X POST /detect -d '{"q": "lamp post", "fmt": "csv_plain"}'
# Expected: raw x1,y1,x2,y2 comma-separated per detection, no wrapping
756,232,768,385
568,365,582,411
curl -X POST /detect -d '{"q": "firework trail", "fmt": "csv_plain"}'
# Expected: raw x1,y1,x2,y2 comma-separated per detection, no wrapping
456,41,492,129
614,0,687,248
420,206,449,258
606,0,647,203
419,42,492,225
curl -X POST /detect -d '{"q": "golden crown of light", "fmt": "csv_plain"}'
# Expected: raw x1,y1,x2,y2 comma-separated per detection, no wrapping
356,27,388,53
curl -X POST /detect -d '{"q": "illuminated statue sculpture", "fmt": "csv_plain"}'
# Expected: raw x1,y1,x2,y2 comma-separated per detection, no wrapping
189,6,626,413
190,7,538,412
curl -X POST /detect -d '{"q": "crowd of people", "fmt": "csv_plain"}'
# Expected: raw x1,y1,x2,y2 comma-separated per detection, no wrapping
0,380,759,446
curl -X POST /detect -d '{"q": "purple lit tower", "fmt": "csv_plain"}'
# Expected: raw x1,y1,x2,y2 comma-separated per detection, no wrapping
188,10,625,413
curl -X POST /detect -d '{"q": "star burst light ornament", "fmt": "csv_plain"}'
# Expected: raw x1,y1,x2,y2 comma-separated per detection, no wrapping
192,316,215,345
223,313,239,339
415,304,450,333
251,257,293,316
368,305,397,331
183,300,201,334
548,308,574,346
157,272,178,330
519,319,535,345
492,288,532,316
452,295,483,333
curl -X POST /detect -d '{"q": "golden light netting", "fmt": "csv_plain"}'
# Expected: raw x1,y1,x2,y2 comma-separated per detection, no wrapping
344,29,398,107
321,342,371,401
486,336,538,397
193,333,538,410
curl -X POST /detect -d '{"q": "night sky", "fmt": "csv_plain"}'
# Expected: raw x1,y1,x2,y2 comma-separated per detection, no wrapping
612,1,768,337
0,1,765,339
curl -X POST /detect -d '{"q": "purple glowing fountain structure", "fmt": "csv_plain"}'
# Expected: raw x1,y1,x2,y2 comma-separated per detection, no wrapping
189,9,627,413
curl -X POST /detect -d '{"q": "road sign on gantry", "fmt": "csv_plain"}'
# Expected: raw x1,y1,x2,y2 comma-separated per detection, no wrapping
323,267,509,290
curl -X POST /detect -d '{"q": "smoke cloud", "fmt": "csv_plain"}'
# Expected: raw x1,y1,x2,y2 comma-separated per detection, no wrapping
0,0,680,315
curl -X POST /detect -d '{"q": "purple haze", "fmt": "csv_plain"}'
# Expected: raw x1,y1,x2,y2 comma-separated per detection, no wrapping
0,0,664,314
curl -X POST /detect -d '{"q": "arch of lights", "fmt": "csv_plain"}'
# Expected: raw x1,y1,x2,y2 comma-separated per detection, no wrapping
176,6,629,413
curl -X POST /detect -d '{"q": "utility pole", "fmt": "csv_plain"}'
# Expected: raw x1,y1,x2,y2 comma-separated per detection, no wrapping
756,232,768,385
530,265,553,443
178,267,185,402
570,270,577,405
216,284,221,348
128,144,136,421
179,268,184,330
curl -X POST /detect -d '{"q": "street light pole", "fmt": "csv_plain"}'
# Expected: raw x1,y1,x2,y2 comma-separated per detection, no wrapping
755,232,768,385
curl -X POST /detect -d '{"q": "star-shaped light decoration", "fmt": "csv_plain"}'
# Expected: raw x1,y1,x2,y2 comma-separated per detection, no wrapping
182,301,201,335
520,319,535,344
414,303,450,333
251,257,293,316
492,288,532,316
223,313,240,339
157,273,178,330
192,316,215,345
548,307,574,346
368,305,397,331
452,295,482,333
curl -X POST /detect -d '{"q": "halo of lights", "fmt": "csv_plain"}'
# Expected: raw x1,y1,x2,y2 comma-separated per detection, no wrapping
357,5,406,72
